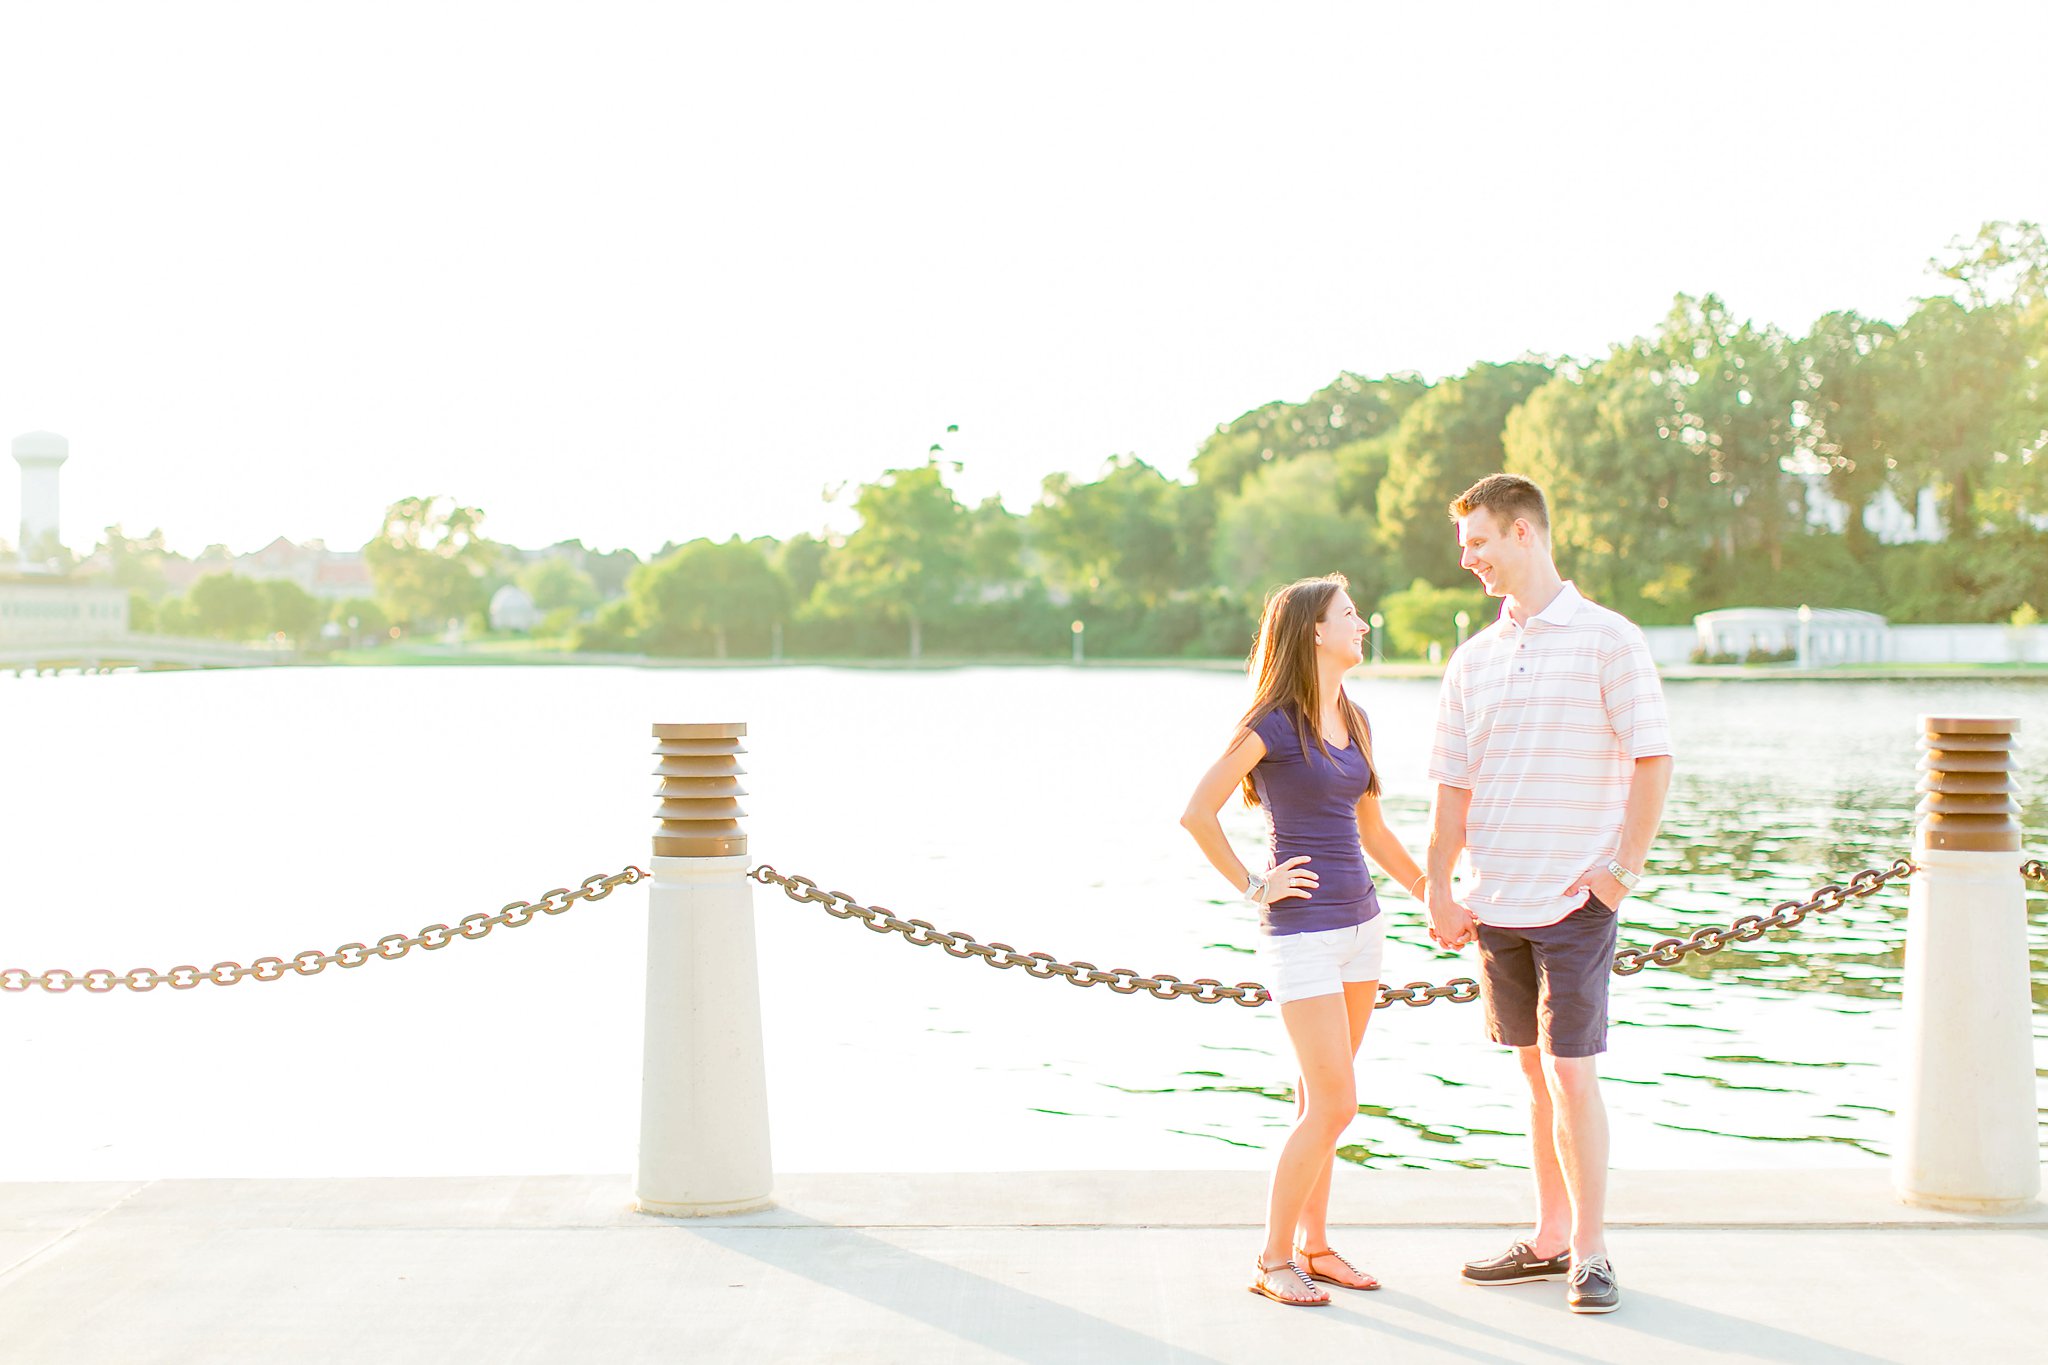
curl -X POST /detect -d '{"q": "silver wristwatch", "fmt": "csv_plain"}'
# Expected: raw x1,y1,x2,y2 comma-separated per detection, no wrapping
1605,860,1641,891
1242,869,1268,904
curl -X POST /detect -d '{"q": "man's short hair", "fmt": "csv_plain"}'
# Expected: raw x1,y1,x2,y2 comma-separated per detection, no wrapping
1451,474,1549,535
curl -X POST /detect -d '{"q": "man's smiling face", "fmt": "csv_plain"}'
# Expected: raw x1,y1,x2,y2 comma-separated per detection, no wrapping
1456,507,1523,598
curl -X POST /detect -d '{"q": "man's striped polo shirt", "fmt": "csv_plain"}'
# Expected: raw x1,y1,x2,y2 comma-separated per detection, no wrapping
1428,581,1673,929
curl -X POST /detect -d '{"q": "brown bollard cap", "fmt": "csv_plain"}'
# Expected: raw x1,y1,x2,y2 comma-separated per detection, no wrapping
652,722,748,857
1915,715,2021,852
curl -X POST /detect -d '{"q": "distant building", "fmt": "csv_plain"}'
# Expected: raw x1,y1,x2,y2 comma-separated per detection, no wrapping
12,430,69,567
1695,607,1888,664
489,584,542,632
0,575,129,644
233,537,374,599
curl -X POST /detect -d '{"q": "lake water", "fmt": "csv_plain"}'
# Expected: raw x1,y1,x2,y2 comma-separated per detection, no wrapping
2,664,2044,1180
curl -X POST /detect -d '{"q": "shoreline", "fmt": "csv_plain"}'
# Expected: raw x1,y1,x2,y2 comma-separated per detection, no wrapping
13,645,2048,682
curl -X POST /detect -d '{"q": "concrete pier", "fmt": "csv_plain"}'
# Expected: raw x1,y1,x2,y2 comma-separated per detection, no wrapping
4,1169,2042,1363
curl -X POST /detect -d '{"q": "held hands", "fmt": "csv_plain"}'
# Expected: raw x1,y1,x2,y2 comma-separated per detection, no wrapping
1253,855,1317,905
1425,882,1478,952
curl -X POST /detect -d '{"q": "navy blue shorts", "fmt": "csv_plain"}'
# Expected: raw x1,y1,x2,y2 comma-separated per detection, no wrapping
1475,895,1618,1058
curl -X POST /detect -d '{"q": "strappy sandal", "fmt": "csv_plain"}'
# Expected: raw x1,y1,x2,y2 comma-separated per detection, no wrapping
1295,1244,1381,1291
1248,1256,1330,1306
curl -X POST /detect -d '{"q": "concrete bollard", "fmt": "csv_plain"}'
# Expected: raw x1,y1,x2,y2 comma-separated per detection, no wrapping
1895,714,2039,1212
634,721,774,1217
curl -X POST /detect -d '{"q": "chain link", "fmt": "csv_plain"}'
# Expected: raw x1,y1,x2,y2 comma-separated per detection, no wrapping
6,852,2013,1002
752,857,1928,1008
1609,857,1917,976
1,867,646,994
2023,859,2046,883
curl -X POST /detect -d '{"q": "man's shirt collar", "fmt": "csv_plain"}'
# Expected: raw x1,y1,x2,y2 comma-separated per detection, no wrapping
1498,581,1585,632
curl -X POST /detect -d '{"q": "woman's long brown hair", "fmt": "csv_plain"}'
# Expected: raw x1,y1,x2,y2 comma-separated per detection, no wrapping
1235,573,1379,807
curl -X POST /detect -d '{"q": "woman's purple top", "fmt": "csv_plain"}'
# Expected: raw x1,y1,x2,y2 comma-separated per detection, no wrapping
1249,706,1379,936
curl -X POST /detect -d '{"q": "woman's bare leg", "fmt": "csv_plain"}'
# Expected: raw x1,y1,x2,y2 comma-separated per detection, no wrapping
1262,991,1359,1282
1292,979,1378,1258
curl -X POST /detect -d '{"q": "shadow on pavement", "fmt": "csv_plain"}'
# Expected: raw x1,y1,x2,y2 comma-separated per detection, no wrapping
1608,1293,1901,1364
691,1221,1231,1365
1346,1287,1600,1364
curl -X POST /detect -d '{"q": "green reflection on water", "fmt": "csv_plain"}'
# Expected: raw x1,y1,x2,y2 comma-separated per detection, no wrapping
1655,1122,1887,1160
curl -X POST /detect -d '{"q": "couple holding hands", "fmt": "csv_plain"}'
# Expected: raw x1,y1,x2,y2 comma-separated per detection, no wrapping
1181,473,1674,1316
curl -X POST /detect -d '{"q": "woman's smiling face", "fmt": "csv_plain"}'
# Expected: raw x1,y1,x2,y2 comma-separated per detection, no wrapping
1316,589,1366,666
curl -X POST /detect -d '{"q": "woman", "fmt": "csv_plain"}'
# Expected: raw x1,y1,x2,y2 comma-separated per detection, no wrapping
1180,573,1429,1307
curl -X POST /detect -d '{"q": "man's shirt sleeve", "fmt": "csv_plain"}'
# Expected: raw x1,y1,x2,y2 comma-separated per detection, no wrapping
1427,654,1475,789
1600,626,1674,760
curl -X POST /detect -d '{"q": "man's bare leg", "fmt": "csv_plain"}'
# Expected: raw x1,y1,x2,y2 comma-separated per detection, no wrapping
1542,1052,1609,1261
1517,1044,1573,1257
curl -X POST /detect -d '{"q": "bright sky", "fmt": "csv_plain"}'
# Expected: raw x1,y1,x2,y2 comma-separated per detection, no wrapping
3,1,2044,559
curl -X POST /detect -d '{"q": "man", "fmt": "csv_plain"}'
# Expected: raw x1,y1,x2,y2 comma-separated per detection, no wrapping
1423,473,1674,1315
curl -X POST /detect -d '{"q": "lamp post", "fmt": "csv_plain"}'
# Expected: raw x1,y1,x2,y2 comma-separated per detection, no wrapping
1071,619,1085,665
1797,603,1813,669
1454,610,1471,651
1369,612,1383,665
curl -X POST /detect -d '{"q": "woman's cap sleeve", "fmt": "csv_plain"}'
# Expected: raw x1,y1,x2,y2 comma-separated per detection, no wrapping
1250,707,1297,759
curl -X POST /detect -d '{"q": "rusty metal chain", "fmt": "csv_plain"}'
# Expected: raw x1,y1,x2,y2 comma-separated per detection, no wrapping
753,858,1926,1008
2023,858,2046,882
9,852,1999,1001
1610,856,1916,976
750,865,1294,1008
1,866,646,995
750,865,1479,1010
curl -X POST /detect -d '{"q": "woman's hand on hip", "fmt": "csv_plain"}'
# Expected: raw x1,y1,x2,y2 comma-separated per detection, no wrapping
1258,855,1317,904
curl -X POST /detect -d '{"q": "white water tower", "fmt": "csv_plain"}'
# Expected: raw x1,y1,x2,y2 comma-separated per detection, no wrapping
13,430,68,564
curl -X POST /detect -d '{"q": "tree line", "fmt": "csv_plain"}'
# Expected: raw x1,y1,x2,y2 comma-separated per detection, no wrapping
93,222,2048,660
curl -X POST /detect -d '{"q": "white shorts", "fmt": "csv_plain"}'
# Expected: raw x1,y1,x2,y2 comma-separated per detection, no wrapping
1254,914,1388,1006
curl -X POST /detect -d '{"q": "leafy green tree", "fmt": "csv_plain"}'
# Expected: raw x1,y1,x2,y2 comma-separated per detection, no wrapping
187,573,268,640
777,532,831,609
965,496,1025,591
1377,360,1552,587
1642,296,1803,581
364,496,497,631
1983,305,2048,526
1377,578,1492,659
329,596,389,644
1031,455,1194,608
1191,371,1429,504
811,461,971,659
1796,311,1903,558
94,525,179,596
1882,295,2028,538
631,537,792,657
572,598,640,653
1922,223,2048,545
1504,351,1694,619
260,579,324,643
518,557,600,615
1331,431,1398,520
1932,220,2048,312
532,540,641,599
1211,454,1381,605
